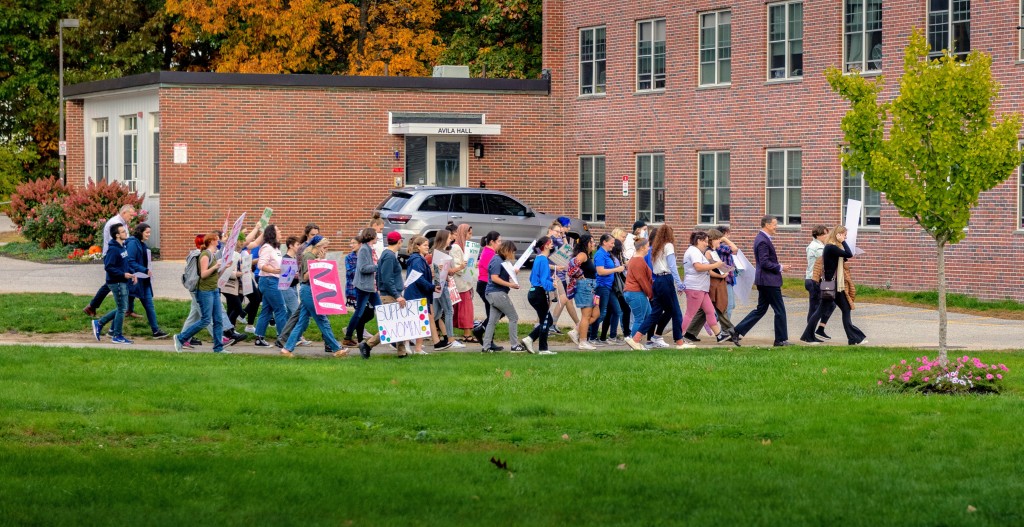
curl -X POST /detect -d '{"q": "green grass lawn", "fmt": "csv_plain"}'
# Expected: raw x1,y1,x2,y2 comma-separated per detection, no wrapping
0,345,1021,526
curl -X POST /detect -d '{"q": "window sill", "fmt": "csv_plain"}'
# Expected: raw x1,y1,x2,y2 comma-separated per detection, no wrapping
1014,229,1024,235
695,223,729,229
857,226,881,233
775,225,802,232
577,93,607,100
764,77,803,85
634,89,666,96
844,69,882,77
697,83,731,91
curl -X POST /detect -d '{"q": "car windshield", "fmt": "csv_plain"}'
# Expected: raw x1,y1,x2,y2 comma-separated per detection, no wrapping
377,192,412,211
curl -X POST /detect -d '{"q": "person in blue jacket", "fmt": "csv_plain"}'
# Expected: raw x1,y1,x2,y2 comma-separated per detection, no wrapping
125,223,168,339
91,223,138,344
403,235,435,355
521,236,558,355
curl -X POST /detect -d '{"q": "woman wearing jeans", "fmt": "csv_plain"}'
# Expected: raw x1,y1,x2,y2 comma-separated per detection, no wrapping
647,225,694,349
253,225,290,347
623,238,653,350
589,234,624,345
521,236,557,355
282,236,346,357
344,228,382,347
174,233,226,353
125,223,168,339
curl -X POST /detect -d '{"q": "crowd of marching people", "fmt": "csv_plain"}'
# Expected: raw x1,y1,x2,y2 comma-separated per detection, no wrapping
84,205,868,355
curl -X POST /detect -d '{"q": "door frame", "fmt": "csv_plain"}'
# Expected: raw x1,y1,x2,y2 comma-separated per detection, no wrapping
425,136,468,187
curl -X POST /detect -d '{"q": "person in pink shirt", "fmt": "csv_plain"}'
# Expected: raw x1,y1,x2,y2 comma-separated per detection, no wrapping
471,231,502,343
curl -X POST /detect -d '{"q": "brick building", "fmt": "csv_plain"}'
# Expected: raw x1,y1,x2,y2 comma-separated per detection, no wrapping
65,0,1024,301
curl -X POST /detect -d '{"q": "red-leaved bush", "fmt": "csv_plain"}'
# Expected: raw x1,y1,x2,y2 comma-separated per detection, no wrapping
7,177,70,228
62,180,145,247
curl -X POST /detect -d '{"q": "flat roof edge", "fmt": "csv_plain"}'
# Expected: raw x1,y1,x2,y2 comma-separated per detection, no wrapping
65,71,550,97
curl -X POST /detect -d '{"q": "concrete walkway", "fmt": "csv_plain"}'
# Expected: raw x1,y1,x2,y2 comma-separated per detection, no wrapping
1,253,1022,352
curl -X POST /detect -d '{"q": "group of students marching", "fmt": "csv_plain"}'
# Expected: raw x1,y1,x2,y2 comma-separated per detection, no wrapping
86,203,867,355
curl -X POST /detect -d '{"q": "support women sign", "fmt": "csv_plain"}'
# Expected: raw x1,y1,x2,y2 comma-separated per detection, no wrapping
309,259,348,315
373,298,432,344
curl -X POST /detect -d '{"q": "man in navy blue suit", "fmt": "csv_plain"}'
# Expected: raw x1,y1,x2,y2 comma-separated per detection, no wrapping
734,215,789,346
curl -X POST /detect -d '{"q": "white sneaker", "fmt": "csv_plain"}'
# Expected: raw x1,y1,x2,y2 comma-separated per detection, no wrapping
298,337,313,347
538,350,557,355
650,337,670,349
521,336,536,354
624,337,644,351
568,329,580,345
244,325,255,334
675,341,696,349
578,341,596,350
450,340,466,348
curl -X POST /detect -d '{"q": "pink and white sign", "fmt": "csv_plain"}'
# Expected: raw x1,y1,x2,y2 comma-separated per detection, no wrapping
308,259,348,315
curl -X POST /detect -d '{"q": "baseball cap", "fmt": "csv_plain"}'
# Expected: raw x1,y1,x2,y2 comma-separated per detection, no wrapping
386,231,403,244
632,220,647,232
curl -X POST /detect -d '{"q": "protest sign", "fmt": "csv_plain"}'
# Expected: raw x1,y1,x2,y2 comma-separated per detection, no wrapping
403,270,422,288
258,207,273,230
843,199,866,255
373,298,431,344
432,250,452,299
513,240,536,270
278,257,298,289
548,243,572,267
218,212,247,289
240,251,254,295
733,250,756,305
374,232,384,260
502,261,519,286
463,241,481,276
309,259,347,315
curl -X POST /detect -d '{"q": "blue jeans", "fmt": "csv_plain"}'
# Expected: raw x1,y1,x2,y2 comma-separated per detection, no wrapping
588,284,621,341
623,291,652,336
132,282,160,333
97,282,129,338
345,288,381,341
255,276,290,338
179,289,224,352
281,286,299,315
648,275,683,341
285,284,343,352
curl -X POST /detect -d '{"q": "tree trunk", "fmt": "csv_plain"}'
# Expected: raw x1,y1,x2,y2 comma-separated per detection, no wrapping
936,237,947,364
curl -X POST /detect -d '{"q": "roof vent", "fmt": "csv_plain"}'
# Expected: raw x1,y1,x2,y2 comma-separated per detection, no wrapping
432,65,471,78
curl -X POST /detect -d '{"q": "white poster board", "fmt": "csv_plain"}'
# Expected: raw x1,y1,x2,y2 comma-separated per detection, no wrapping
373,298,432,344
733,250,756,306
502,261,519,286
513,240,537,270
548,243,572,267
843,198,866,256
278,257,298,289
462,241,481,278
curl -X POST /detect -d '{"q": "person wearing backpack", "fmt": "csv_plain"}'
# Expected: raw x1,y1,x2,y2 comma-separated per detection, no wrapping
179,232,246,347
90,223,138,344
174,233,228,353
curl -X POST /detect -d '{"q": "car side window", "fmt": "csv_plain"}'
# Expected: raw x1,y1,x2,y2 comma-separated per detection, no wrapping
418,194,452,212
450,193,485,214
485,194,527,217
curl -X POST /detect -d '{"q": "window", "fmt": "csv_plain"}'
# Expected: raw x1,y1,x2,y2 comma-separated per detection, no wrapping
121,115,138,192
928,0,970,59
94,118,108,183
842,169,881,226
637,19,666,91
768,1,803,79
485,194,528,217
151,113,160,194
580,27,607,95
845,0,883,72
699,152,730,224
766,150,802,225
579,156,606,222
700,10,732,85
418,194,452,212
636,154,666,223
406,136,427,185
450,193,485,214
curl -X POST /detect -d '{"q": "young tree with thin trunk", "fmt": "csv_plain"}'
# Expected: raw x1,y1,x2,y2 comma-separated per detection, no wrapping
826,30,1021,362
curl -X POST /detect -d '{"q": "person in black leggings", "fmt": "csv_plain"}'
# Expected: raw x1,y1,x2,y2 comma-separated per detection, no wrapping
522,236,557,355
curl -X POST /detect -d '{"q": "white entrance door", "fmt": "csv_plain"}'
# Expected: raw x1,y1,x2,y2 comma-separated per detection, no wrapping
406,136,468,187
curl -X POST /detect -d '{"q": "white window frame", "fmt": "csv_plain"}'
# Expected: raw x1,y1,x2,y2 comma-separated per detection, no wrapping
637,18,666,92
699,10,732,86
121,115,138,192
151,113,160,195
844,0,883,73
927,0,970,59
580,26,607,96
636,153,666,224
766,149,802,225
842,168,882,227
579,156,606,223
94,118,109,183
698,152,730,225
767,1,803,80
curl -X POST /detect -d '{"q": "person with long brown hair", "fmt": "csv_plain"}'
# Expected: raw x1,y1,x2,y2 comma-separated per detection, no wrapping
647,224,694,349
481,240,524,352
402,235,435,356
253,225,291,348
344,227,382,347
449,223,477,342
680,230,731,344
801,225,867,345
570,234,598,350
430,230,456,350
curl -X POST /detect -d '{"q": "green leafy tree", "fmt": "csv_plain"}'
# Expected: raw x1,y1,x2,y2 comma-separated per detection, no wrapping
438,0,542,79
826,30,1022,360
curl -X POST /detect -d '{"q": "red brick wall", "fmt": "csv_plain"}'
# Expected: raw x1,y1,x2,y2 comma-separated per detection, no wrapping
65,100,85,189
547,0,1024,301
158,86,563,258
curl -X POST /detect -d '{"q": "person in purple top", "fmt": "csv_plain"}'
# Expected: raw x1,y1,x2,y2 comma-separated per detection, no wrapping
733,215,789,346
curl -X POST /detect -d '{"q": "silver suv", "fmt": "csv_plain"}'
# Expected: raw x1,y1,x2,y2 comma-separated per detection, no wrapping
375,186,589,258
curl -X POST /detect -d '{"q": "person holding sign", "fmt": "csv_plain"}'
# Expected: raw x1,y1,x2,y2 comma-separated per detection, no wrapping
281,236,346,357
359,231,409,358
482,241,525,353
253,225,291,348
344,228,382,348
521,236,558,355
403,236,435,355
801,226,867,346
450,224,477,343
680,231,732,345
546,221,579,335
430,231,456,350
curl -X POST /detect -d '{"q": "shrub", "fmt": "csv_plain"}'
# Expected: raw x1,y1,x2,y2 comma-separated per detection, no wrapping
60,180,145,248
7,177,69,228
879,355,1010,394
21,202,67,249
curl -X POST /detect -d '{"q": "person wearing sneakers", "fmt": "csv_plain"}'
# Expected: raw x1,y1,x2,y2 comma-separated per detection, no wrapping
683,229,741,347
429,230,456,351
403,236,435,355
281,236,347,358
623,238,653,350
481,241,524,353
804,225,836,341
647,225,694,350
801,225,867,346
125,223,168,339
680,231,732,345
571,234,599,350
471,231,502,343
91,223,138,344
253,225,291,348
173,233,227,353
344,228,381,348
84,204,136,317
360,231,409,359
521,236,557,355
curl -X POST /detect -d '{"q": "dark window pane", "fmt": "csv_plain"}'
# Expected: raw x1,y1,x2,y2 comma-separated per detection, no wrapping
405,136,427,185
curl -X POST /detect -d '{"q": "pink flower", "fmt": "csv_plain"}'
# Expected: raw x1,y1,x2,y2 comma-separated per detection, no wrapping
889,375,895,381
900,360,907,365
877,380,883,385
962,355,970,362
986,374,994,380
997,374,1003,380
923,377,929,382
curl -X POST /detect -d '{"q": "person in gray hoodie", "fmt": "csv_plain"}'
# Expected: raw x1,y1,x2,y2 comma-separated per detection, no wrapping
359,231,408,358
344,228,382,347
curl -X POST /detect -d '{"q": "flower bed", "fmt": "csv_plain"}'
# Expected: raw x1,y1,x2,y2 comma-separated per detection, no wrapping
879,355,1009,394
